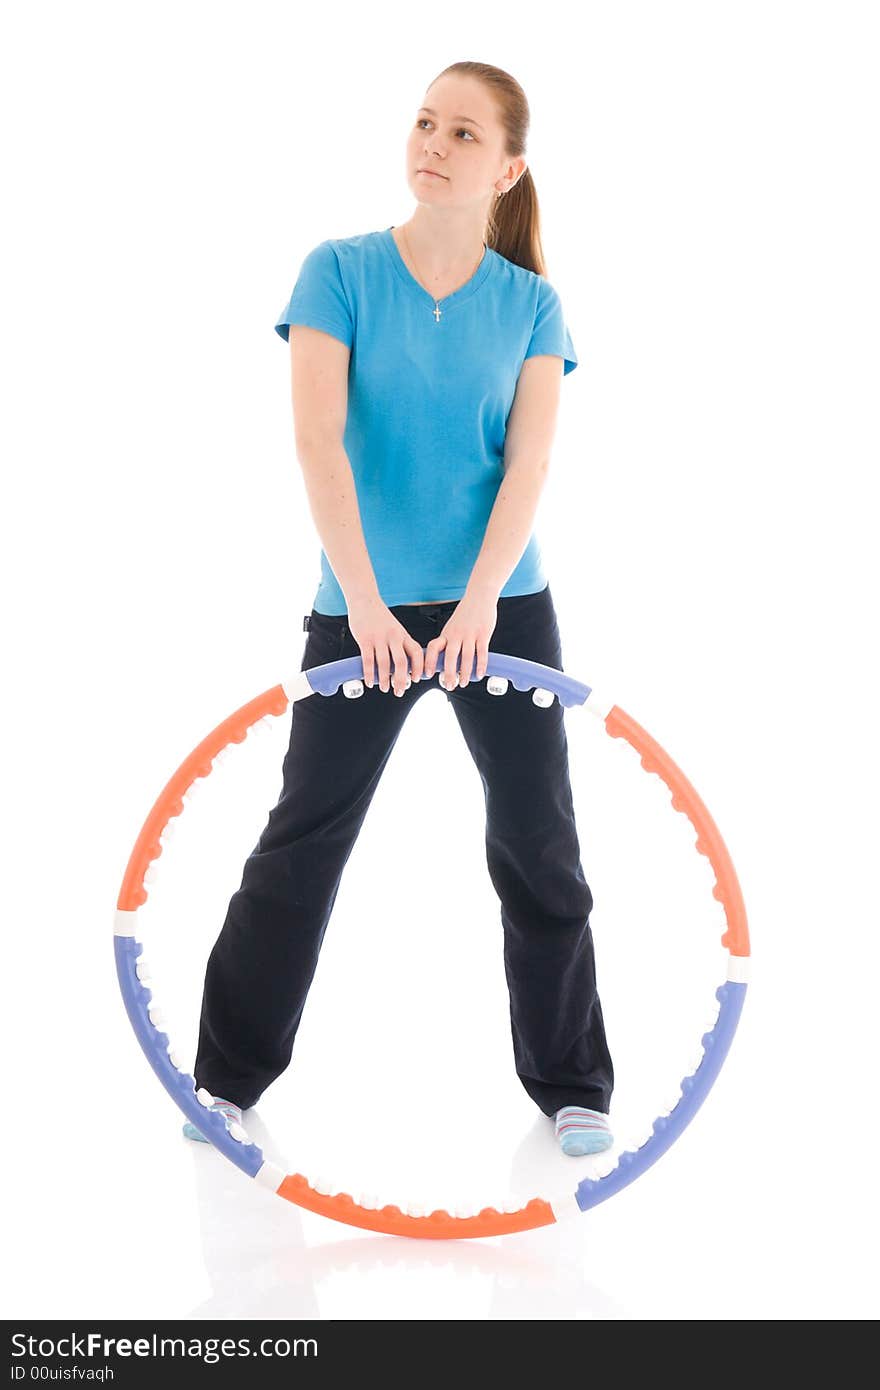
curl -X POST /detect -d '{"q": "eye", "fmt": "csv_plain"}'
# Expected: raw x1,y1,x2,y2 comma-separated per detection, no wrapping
415,118,476,141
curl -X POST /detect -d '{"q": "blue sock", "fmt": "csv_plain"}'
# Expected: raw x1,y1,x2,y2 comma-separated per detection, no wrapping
555,1105,614,1156
182,1097,242,1143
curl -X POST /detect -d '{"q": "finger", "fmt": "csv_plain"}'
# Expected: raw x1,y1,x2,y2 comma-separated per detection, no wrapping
362,644,374,689
407,636,424,684
459,640,476,688
377,644,391,693
476,639,490,682
441,638,460,690
424,638,437,680
391,639,408,697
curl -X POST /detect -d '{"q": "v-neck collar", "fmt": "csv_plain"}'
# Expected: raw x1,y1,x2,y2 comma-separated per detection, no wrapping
379,225,495,312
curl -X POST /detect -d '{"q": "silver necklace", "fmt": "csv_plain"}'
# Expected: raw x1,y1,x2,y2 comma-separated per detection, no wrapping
400,224,487,323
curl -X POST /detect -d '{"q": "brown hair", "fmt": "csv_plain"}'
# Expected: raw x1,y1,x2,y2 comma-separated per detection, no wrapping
427,60,546,276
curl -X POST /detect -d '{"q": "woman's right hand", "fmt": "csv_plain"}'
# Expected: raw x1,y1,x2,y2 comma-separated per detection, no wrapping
346,594,425,696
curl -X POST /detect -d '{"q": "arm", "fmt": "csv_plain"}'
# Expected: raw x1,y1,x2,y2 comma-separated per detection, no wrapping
423,353,565,687
289,325,380,607
290,324,425,691
466,354,565,600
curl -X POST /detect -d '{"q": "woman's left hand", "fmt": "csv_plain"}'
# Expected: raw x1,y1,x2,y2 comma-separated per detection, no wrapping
425,586,499,689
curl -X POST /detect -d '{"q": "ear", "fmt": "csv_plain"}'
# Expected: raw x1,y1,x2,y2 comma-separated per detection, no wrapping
504,155,528,189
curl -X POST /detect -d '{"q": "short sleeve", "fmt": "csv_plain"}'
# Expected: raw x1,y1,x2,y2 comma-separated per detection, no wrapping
274,240,354,349
524,278,578,375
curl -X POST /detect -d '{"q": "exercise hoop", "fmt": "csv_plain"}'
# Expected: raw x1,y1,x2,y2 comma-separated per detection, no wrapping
114,649,749,1241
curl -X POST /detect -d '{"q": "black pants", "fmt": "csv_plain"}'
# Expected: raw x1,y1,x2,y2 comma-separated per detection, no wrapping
193,583,614,1117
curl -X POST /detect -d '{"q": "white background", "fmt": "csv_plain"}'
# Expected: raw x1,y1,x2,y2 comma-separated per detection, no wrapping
3,0,878,1322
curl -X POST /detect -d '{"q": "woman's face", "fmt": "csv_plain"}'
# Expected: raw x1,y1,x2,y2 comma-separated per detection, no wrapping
406,74,523,213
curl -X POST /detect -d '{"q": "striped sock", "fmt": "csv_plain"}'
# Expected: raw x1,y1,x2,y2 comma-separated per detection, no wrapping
555,1105,614,1156
182,1097,242,1143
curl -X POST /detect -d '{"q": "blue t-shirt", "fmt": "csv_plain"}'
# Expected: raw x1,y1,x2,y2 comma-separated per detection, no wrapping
275,226,578,614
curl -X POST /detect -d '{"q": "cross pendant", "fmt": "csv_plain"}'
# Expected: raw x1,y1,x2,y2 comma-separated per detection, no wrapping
433,302,442,322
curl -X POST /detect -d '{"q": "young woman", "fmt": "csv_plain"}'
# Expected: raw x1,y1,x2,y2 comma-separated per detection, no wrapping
185,61,615,1158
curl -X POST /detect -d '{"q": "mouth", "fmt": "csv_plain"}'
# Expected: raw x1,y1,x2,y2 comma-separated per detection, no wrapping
417,168,447,180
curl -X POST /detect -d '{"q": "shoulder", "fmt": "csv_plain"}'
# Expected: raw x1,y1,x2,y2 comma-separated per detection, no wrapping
312,228,387,267
486,250,564,313
491,253,577,375
295,229,383,271
296,231,389,300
